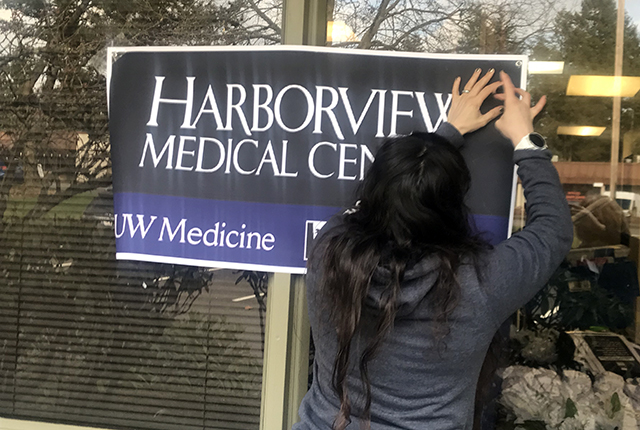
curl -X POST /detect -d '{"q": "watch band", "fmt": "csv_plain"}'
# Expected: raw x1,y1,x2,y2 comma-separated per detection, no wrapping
515,132,548,151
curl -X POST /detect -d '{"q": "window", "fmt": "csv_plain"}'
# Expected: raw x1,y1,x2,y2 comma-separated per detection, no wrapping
0,1,282,429
327,0,640,427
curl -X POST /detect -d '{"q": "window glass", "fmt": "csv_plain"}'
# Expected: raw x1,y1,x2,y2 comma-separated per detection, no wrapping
328,0,640,427
0,1,281,429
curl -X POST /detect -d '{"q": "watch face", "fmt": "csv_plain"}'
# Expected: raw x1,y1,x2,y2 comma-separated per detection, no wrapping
530,133,546,148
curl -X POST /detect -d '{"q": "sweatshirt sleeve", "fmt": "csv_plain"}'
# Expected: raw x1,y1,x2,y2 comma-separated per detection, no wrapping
483,148,573,327
434,122,464,149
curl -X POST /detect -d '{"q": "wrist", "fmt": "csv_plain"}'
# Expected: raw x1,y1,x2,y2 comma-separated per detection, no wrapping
515,132,547,150
447,121,468,135
510,128,534,147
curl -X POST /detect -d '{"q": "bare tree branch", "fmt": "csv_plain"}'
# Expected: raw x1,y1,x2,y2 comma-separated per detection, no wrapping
244,0,281,34
358,0,395,49
390,8,460,49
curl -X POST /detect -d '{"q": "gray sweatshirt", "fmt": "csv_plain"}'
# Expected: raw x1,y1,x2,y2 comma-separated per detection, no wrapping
293,124,573,430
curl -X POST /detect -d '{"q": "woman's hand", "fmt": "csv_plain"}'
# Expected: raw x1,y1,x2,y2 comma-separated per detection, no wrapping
447,68,503,135
494,71,546,146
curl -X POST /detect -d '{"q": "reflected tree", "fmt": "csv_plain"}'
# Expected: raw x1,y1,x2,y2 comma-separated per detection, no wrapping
329,0,561,53
0,0,282,319
223,0,282,44
528,0,640,161
0,1,277,426
235,270,268,352
329,0,463,51
0,0,242,226
455,0,558,55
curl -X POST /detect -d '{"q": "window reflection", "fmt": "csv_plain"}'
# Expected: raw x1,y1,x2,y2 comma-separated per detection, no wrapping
0,0,282,428
328,0,640,428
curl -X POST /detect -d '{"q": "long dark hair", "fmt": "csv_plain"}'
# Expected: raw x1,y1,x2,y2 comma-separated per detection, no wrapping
319,132,485,430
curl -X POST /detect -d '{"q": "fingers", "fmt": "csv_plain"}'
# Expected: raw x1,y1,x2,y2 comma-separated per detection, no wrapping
463,68,482,92
480,105,503,126
458,68,498,97
478,81,502,101
505,88,531,105
511,88,527,99
494,89,547,118
450,68,545,136
452,76,461,99
531,95,547,118
470,68,495,95
499,71,517,103
493,91,537,104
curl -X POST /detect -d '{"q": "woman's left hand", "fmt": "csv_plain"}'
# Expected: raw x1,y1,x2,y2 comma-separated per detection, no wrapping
447,68,503,135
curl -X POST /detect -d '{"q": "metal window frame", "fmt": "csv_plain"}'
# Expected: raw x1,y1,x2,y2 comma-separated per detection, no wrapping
259,3,327,430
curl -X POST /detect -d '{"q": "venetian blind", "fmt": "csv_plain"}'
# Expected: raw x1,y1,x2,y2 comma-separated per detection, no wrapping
0,191,266,430
0,1,280,428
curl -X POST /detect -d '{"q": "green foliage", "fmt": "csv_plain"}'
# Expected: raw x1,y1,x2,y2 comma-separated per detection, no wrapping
551,0,640,73
610,392,621,418
523,262,634,331
565,397,578,418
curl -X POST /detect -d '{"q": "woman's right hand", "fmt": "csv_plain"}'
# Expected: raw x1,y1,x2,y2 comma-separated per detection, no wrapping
494,71,546,147
447,68,503,135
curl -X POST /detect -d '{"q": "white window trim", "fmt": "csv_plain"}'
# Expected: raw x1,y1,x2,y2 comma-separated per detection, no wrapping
0,418,117,430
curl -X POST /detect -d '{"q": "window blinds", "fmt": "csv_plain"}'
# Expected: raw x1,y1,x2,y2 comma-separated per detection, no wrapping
0,2,282,428
0,201,265,429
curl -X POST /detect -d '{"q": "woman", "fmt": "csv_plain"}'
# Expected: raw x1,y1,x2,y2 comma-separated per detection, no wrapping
293,70,573,430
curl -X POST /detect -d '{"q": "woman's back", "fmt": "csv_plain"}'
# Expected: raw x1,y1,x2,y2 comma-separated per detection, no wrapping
298,153,572,428
293,70,573,429
299,249,494,429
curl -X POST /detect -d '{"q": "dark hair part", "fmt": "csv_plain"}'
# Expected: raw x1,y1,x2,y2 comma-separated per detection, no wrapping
319,132,485,430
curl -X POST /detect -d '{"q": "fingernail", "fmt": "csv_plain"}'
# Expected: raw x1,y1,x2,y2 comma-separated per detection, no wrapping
475,68,481,73
499,107,504,112
489,68,495,74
